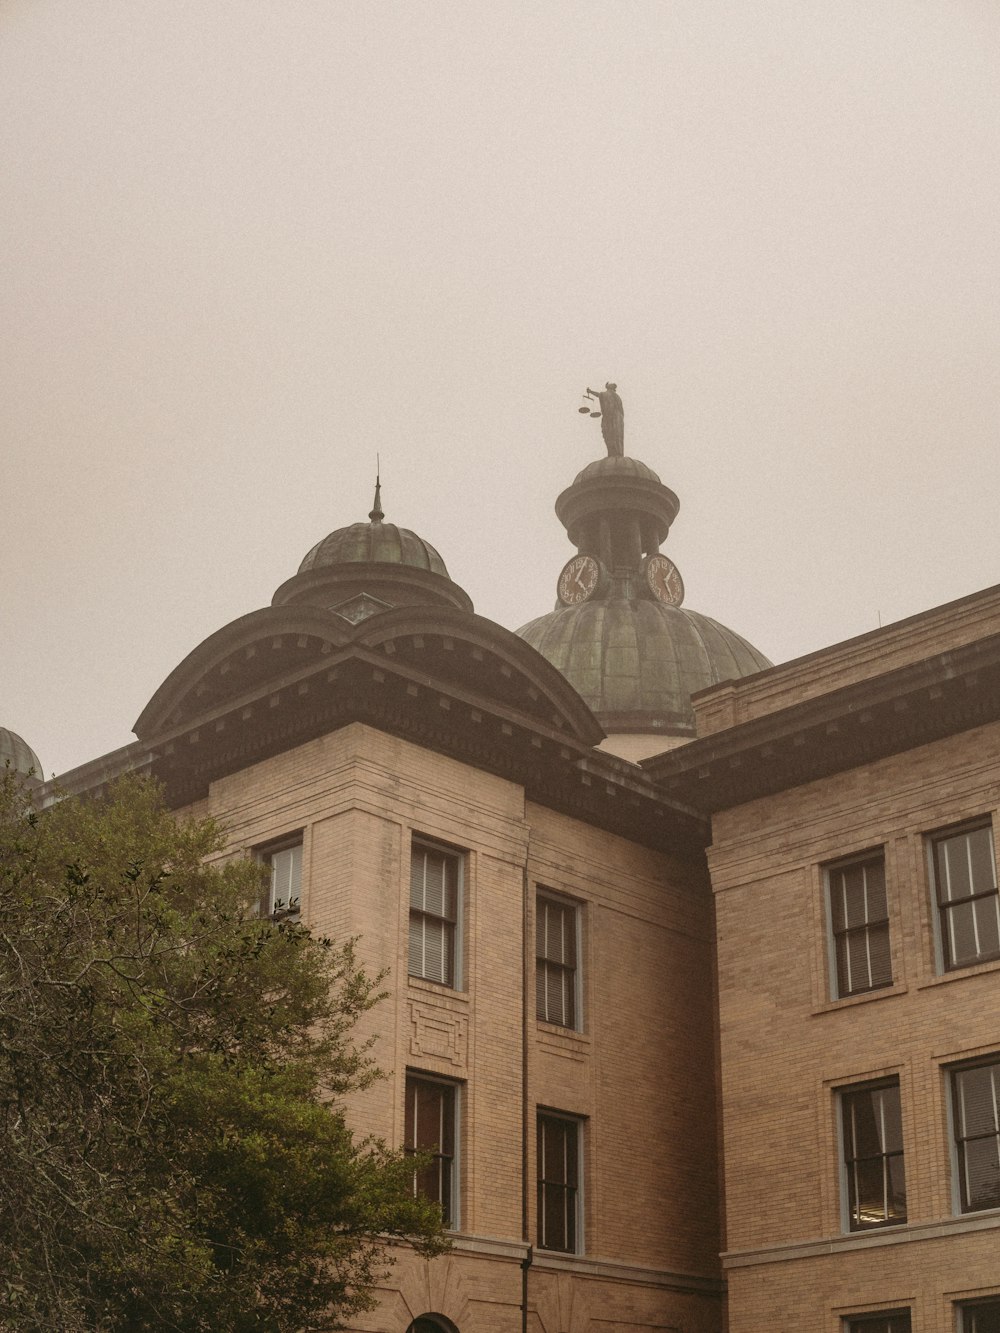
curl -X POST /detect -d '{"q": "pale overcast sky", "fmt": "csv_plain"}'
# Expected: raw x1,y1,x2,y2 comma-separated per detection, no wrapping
3,1,999,778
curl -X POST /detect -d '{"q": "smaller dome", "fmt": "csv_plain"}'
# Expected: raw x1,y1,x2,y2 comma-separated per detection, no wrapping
573,455,662,486
0,727,43,779
298,522,450,579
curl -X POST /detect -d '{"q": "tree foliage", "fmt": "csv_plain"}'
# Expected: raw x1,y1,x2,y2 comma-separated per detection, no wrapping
0,774,445,1332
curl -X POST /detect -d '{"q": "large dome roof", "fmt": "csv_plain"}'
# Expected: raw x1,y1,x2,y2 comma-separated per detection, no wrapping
0,727,43,779
518,599,771,738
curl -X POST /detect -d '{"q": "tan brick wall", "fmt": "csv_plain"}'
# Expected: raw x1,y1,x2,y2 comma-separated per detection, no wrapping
179,722,724,1331
711,717,1000,1326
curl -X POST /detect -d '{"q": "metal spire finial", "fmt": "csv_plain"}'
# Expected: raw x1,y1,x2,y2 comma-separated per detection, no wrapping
369,454,384,523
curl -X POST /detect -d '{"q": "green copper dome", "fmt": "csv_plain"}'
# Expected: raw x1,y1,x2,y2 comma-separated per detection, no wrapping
517,599,771,737
298,522,449,578
273,481,472,616
517,439,771,742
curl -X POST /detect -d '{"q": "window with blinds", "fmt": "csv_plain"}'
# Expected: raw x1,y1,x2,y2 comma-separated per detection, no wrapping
404,1073,457,1227
262,838,302,919
951,1058,1000,1213
828,853,892,998
840,1080,906,1231
409,840,460,987
537,1112,581,1253
931,822,1000,971
536,893,579,1029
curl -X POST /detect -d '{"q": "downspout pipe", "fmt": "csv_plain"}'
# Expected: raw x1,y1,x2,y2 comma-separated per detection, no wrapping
521,865,532,1333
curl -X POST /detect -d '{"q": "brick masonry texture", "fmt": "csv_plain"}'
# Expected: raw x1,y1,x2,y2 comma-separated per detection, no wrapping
711,703,1000,1328
181,722,724,1332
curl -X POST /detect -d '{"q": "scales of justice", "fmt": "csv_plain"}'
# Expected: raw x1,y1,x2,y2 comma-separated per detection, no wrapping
564,380,684,609
578,381,624,458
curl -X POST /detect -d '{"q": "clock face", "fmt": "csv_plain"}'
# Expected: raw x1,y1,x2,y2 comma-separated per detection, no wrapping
645,554,684,607
557,554,601,606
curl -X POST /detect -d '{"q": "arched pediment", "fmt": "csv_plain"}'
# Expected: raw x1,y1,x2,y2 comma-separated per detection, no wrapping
134,602,604,751
134,605,356,740
352,605,605,746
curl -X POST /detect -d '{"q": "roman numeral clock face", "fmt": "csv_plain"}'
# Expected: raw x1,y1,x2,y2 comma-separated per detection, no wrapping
644,554,685,607
557,555,602,606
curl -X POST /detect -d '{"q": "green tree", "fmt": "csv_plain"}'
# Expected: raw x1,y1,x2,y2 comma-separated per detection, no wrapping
0,773,445,1332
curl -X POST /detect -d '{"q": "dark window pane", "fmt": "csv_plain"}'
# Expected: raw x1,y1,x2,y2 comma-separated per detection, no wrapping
962,1300,1000,1333
956,1065,1000,1138
405,1076,456,1227
830,855,892,996
537,1114,579,1253
939,832,975,901
953,1061,1000,1214
842,1082,906,1230
963,1136,1000,1211
969,827,996,893
974,893,1000,957
934,825,999,969
846,1316,911,1333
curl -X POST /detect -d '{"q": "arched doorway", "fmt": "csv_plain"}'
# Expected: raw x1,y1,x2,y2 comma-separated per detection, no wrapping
406,1317,458,1333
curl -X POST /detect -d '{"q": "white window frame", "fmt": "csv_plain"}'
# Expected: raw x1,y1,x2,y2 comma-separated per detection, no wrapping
408,837,464,990
824,849,892,1000
926,819,1000,974
837,1078,906,1233
535,889,582,1031
947,1056,1000,1216
258,834,303,919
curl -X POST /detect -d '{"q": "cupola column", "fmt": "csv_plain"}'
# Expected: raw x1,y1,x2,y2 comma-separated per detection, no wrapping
598,515,613,569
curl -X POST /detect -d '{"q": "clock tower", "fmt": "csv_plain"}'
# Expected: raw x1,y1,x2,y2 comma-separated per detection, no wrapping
518,452,771,759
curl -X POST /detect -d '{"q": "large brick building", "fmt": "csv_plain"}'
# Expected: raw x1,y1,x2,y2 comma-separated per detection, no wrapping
11,446,1000,1331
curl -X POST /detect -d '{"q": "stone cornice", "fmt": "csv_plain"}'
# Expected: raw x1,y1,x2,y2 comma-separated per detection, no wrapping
130,605,707,852
644,632,1000,812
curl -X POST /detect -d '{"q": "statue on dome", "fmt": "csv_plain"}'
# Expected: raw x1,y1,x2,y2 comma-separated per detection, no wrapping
583,382,624,457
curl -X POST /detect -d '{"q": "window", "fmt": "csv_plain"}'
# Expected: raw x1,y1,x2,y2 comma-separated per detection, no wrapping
844,1314,910,1333
409,840,461,987
959,1300,1000,1332
537,1112,581,1253
261,838,302,918
405,1074,457,1227
951,1058,1000,1213
930,822,1000,970
536,893,579,1028
828,852,892,997
840,1080,906,1230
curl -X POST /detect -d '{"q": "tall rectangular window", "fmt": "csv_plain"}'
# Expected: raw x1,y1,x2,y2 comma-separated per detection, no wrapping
537,1112,581,1253
405,1074,457,1227
261,838,302,919
951,1058,1000,1213
931,822,1000,970
844,1314,911,1333
828,852,892,997
536,893,579,1028
840,1080,906,1230
409,840,460,987
959,1300,1000,1332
